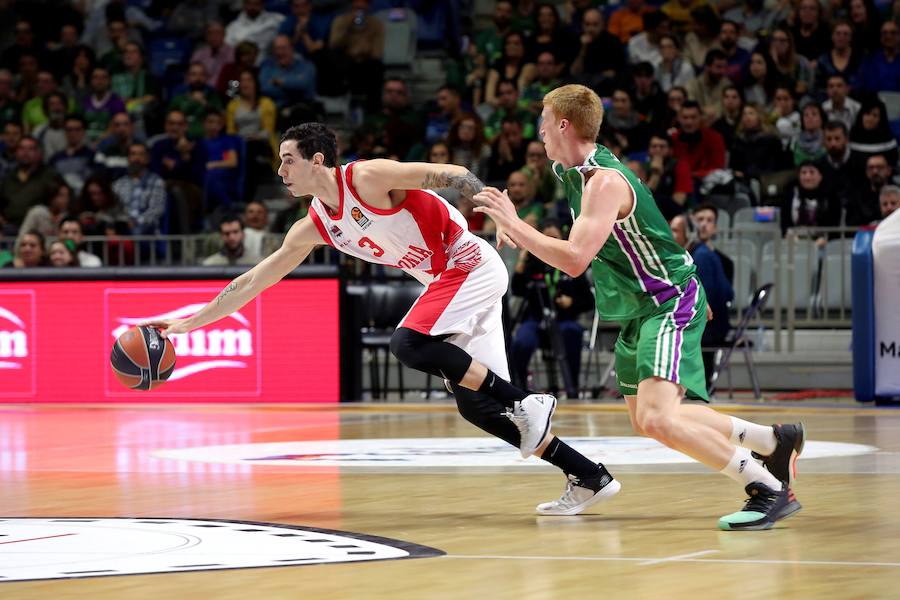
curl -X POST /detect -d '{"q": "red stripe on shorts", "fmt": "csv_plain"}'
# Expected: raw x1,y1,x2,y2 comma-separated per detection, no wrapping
400,268,469,334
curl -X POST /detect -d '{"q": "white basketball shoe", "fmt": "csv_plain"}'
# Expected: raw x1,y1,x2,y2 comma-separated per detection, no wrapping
536,465,622,516
506,393,557,459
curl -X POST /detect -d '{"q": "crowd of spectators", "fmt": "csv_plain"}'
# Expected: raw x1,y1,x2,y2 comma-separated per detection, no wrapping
1,0,900,272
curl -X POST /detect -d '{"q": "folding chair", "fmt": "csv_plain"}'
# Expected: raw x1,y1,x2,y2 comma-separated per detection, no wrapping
707,283,773,400
360,283,421,399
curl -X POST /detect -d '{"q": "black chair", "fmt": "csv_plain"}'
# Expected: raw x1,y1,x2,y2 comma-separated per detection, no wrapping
360,282,422,399
707,283,774,400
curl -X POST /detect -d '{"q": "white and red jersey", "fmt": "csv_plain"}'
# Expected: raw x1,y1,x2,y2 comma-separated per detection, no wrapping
308,161,510,379
308,162,484,284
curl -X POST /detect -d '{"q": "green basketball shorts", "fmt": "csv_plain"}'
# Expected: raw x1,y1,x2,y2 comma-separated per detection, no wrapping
613,277,709,401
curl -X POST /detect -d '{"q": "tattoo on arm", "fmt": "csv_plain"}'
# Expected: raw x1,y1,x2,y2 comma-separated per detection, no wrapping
216,281,238,306
423,170,485,202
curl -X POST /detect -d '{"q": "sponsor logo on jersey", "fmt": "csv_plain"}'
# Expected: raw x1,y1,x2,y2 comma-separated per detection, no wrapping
0,518,443,581
396,245,434,270
350,207,372,230
330,224,351,247
0,292,35,396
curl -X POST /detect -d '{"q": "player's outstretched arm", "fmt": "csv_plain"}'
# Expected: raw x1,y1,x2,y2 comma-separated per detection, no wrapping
353,159,485,202
143,217,322,337
474,171,629,276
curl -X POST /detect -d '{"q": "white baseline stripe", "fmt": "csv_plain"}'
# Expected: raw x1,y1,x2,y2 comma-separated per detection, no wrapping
638,549,719,566
444,554,900,569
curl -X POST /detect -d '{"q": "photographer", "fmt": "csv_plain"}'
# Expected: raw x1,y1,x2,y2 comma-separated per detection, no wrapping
510,218,594,394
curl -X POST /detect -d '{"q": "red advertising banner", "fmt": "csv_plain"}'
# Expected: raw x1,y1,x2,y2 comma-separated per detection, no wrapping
0,279,340,402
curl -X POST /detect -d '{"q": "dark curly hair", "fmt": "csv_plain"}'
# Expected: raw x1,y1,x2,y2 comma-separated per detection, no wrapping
280,122,338,167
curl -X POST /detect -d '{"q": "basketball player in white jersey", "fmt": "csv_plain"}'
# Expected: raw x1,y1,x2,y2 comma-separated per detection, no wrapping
145,123,620,515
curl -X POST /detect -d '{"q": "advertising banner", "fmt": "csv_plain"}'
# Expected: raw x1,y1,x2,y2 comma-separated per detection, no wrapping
874,210,900,396
0,279,340,402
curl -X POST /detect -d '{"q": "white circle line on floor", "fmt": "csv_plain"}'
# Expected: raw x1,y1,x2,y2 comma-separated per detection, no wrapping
152,437,876,468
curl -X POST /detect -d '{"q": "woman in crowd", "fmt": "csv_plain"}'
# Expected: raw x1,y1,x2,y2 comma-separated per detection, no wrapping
767,26,814,97
602,88,650,155
48,239,80,267
657,34,696,93
781,161,841,243
791,102,828,165
216,41,259,96
742,51,782,109
527,3,577,68
18,183,73,240
446,113,491,181
485,32,535,107
226,69,278,196
663,85,688,132
849,98,899,166
61,45,96,105
847,0,883,54
730,103,791,183
75,175,129,235
771,86,802,150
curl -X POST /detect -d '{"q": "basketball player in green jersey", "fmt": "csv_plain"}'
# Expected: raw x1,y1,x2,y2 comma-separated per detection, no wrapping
474,84,805,530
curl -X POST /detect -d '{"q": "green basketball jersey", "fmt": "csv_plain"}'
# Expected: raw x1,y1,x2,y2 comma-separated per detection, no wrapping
553,144,697,321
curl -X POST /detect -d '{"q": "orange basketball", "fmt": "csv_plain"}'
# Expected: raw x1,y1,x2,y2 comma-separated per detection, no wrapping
110,326,177,390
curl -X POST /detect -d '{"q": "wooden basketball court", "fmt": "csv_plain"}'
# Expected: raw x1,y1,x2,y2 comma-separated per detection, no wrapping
2,401,898,599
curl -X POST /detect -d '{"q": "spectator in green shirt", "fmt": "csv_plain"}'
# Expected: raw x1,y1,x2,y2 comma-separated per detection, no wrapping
168,63,225,140
485,79,535,141
522,51,562,115
22,71,58,133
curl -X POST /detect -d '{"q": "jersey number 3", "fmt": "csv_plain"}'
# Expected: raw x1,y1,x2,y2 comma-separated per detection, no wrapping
359,237,385,257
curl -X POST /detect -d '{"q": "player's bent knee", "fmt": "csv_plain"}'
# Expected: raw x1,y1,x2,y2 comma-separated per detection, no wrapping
389,327,472,382
389,327,423,369
637,413,676,444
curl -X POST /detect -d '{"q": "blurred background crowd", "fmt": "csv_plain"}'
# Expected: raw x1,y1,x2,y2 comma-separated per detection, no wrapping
0,0,897,270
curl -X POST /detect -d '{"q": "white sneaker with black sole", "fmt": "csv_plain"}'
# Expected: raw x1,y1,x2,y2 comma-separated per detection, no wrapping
506,393,557,458
536,465,621,516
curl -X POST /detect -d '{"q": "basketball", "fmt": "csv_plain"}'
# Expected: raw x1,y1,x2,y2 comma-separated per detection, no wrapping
110,326,177,390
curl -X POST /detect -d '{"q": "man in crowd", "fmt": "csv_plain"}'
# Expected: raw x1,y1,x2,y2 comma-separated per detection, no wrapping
59,215,102,267
0,136,62,234
112,142,166,235
49,115,94,194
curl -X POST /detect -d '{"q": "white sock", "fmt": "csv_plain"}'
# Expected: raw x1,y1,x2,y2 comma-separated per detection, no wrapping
720,448,782,490
729,416,777,456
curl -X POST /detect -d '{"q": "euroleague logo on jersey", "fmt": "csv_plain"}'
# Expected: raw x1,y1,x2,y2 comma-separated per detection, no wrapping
106,291,261,394
350,207,372,230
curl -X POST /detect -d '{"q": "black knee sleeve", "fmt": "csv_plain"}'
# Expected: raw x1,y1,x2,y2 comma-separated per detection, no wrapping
389,327,472,382
451,383,521,448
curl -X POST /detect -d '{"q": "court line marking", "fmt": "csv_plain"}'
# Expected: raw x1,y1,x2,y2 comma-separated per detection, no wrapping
637,549,719,565
0,533,77,545
8,414,436,455
445,555,900,569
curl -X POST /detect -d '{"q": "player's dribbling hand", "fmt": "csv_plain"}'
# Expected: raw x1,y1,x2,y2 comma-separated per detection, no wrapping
139,318,192,339
706,305,714,322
